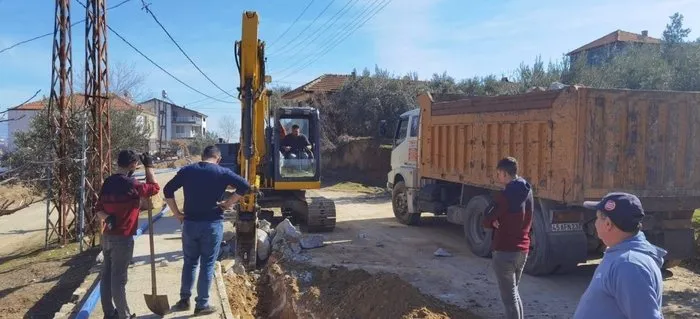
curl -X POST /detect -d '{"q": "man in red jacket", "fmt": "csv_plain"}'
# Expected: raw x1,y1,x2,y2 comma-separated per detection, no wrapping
95,150,160,319
483,156,533,319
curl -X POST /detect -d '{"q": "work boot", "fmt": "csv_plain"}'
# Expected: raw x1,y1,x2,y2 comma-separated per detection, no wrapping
194,305,217,316
173,298,191,311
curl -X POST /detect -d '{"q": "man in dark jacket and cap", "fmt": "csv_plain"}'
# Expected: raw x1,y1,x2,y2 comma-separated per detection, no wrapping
483,156,533,319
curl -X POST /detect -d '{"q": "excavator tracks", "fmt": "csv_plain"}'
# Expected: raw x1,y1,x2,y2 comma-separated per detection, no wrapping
283,196,336,232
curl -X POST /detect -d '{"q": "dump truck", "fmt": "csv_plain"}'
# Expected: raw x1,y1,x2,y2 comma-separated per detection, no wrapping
384,86,699,275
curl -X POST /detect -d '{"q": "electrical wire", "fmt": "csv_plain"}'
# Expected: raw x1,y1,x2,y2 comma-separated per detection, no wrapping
269,0,338,57
267,0,315,49
106,25,236,104
273,0,383,76
139,0,237,100
276,0,391,81
0,0,134,55
268,0,358,59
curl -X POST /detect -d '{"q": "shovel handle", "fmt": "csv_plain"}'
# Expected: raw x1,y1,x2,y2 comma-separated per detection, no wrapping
148,208,157,295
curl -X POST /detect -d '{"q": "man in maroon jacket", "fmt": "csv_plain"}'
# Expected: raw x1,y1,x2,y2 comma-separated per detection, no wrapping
483,156,533,319
95,150,160,319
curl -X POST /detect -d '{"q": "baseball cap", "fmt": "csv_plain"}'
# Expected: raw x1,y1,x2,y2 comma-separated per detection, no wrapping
583,192,645,232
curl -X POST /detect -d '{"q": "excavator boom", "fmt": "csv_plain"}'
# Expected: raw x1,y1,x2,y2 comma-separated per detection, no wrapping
234,11,267,269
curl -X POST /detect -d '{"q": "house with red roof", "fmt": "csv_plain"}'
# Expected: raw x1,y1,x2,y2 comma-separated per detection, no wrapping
567,29,662,65
281,74,351,105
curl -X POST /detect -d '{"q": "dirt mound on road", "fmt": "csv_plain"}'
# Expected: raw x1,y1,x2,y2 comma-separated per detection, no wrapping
294,264,477,319
223,254,478,319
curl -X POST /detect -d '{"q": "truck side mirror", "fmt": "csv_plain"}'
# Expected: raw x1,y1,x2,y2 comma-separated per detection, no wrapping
379,120,387,136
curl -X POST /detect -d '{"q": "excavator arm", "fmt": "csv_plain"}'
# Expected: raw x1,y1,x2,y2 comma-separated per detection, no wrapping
234,11,268,269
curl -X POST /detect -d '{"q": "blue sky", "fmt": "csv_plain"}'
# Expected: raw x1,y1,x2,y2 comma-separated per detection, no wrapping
2,0,700,139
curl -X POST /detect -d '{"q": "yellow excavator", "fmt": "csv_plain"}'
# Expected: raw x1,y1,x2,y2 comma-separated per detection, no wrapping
230,11,336,269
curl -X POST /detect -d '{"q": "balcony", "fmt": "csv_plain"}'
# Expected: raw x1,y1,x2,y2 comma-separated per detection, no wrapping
172,116,202,124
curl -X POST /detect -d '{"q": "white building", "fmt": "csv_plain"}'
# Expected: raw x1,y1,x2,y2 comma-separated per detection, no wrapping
138,98,208,151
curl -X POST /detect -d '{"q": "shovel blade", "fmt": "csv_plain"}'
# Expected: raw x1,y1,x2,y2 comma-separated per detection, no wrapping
144,293,170,316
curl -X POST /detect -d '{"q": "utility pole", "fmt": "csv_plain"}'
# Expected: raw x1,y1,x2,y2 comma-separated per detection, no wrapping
47,0,76,246
78,111,88,252
84,0,110,246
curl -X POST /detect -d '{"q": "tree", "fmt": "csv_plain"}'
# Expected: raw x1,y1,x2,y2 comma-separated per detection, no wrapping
187,131,219,156
2,62,154,189
268,85,292,112
663,12,691,44
75,61,150,102
217,115,238,142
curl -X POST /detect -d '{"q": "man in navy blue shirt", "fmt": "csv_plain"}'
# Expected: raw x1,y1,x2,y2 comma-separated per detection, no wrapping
163,145,250,315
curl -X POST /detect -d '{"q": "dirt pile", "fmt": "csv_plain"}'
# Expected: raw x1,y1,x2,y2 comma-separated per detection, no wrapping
224,254,478,319
291,263,478,319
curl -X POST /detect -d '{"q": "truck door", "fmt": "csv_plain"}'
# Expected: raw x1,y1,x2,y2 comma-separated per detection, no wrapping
391,115,409,171
391,114,419,170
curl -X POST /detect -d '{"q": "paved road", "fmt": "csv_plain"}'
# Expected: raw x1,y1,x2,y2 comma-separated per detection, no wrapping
0,170,178,259
89,214,227,319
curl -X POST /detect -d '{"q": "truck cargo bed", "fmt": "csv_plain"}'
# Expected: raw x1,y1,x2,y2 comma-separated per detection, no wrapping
418,87,700,211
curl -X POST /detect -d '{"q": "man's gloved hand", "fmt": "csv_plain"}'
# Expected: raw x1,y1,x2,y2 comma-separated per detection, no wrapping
139,152,154,168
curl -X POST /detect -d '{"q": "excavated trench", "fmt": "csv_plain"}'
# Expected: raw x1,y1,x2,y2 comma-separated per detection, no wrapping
223,253,479,319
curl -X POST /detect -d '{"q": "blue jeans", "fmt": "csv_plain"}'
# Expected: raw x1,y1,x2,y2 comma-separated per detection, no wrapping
180,220,223,308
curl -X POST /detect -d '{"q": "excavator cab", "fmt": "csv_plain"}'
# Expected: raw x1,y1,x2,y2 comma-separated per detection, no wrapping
272,106,321,185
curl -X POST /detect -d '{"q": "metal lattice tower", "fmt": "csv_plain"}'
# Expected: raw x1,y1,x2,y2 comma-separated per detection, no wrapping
47,0,76,245
84,0,110,245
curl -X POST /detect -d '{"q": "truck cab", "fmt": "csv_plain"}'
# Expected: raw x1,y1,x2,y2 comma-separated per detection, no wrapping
385,108,427,225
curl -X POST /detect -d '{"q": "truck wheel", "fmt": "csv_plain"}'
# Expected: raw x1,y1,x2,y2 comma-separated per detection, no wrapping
523,206,558,276
392,181,420,225
464,195,493,258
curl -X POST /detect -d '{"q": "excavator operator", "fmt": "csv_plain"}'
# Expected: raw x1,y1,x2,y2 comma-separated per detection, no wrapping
280,124,313,159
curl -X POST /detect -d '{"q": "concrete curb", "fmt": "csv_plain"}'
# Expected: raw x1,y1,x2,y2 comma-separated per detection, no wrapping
214,261,235,319
64,206,170,319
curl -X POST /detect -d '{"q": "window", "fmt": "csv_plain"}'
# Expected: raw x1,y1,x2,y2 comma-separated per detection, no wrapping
394,117,409,145
175,126,184,134
410,115,420,137
278,118,315,179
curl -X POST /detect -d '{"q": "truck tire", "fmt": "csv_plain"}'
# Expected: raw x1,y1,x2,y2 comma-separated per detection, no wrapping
392,181,420,225
523,206,559,276
463,195,493,258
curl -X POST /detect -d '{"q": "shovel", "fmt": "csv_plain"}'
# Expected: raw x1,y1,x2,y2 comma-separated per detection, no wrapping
144,208,170,316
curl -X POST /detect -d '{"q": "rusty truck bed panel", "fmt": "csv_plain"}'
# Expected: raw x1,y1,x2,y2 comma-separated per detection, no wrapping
418,87,700,208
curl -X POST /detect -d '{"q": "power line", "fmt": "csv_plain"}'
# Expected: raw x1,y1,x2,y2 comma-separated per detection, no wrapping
107,25,236,104
68,0,235,104
277,0,391,81
0,0,134,55
269,0,358,60
269,0,338,56
139,0,237,100
267,0,315,49
273,0,382,76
